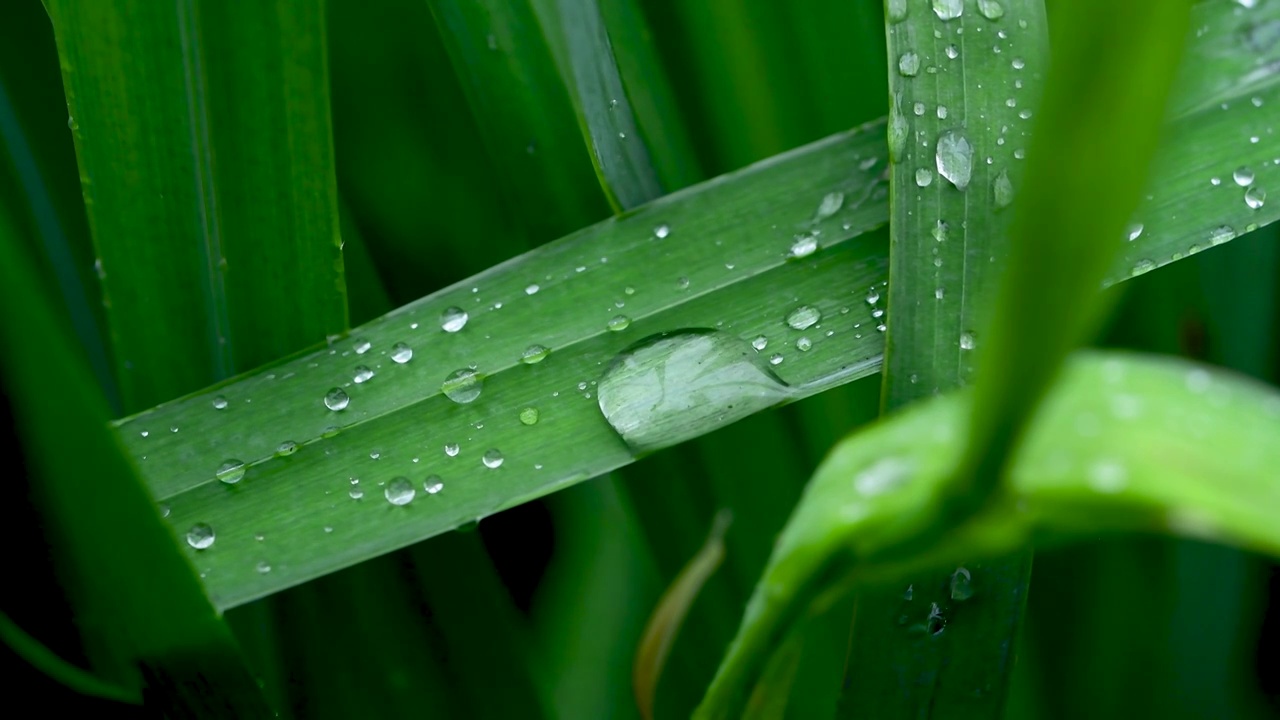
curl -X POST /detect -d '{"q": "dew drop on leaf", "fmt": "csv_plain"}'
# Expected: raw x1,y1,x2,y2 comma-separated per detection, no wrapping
212,395,228,410
441,306,469,332
607,315,631,332
444,442,460,457
1233,166,1255,186
976,0,1004,19
483,449,505,469
786,305,822,330
519,407,540,425
216,459,246,484
521,344,550,364
353,337,371,354
353,365,374,384
1245,185,1266,210
424,476,444,494
932,0,963,20
275,441,297,457
186,523,215,549
390,342,413,364
385,477,415,505
935,131,974,190
442,369,483,404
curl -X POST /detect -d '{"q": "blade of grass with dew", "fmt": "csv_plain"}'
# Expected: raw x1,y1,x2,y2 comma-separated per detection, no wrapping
424,0,612,239
46,0,347,410
694,347,1280,720
840,2,1049,715
0,203,271,715
120,0,1279,609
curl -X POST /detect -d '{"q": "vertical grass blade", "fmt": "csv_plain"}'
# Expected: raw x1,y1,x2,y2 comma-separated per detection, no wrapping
840,2,1049,715
46,0,347,410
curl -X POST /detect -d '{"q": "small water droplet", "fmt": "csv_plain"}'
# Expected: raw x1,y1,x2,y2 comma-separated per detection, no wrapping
607,315,631,332
519,407,540,425
796,337,812,351
977,0,1004,19
1011,57,1025,70
932,0,963,20
212,395,228,410
353,338,372,354
1126,223,1144,241
993,169,1014,208
786,305,822,330
442,369,484,404
526,283,540,295
935,287,945,300
353,365,374,384
186,523,215,549
932,220,950,243
521,344,550,364
385,477,415,505
936,131,973,190
482,449,505,469
950,567,974,600
216,460,246,484
913,102,926,116
322,425,341,438
441,306,469,332
937,105,949,119
445,443,460,457
597,330,793,452
898,52,920,77
390,342,413,364
275,441,297,457
751,335,768,352
959,332,976,350
945,44,959,59
255,561,272,574
915,168,934,187
769,353,784,365
424,476,444,494
654,224,671,239
1131,258,1156,276
1246,185,1266,210
815,191,844,220
1234,167,1255,186
866,288,881,305
1210,225,1237,245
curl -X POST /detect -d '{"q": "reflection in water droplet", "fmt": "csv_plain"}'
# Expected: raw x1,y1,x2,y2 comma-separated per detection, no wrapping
187,523,215,549
354,338,372,354
751,335,768,351
255,561,272,574
324,387,350,411
769,353,784,365
391,342,413,363
526,283,540,295
385,477,415,505
445,442,460,457
212,395,228,410
889,97,909,163
960,332,976,350
786,305,822,330
521,344,550,364
1234,167,1255,186
441,306,469,332
442,369,484,404
796,337,812,351
936,131,973,190
1245,185,1266,210
353,365,374,384
932,220,949,243
607,315,631,332
519,407,540,425
216,460,246,484
597,330,793,453
483,449,505,468
425,476,444,494
1131,258,1156,276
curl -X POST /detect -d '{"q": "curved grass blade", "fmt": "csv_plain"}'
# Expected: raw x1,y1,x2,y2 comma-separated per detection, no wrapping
694,349,1280,719
0,612,135,704
0,204,271,716
46,0,347,410
842,2,1049,715
118,0,1280,610
424,0,611,240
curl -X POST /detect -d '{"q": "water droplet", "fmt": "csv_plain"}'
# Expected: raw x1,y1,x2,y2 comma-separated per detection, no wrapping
519,407,539,425
353,365,374,384
275,441,297,457
898,52,920,77
786,305,822,330
212,395,228,410
441,306,469,332
913,102,926,116
769,353,784,365
937,105,949,119
385,477,415,505
1131,258,1156,276
607,315,631,332
945,44,959,59
1126,223,1144,241
781,233,817,262
932,0,963,20
525,283,540,295
935,131,973,190
322,425,341,438
950,567,974,600
796,337,812,351
935,287,945,300
521,344,550,364
815,191,844,220
866,288,881,305
324,387,350,412
216,460,246,484
959,332,976,350
255,561,272,574
390,342,413,364
186,523,215,549
676,276,690,290
354,338,372,354
1246,185,1266,210
1011,57,1025,70
854,457,913,496
482,449,505,469
889,98,909,163
445,443,460,457
654,224,671,239
977,0,1004,19
597,330,793,453
993,169,1014,208
349,486,364,500
932,220,950,243
442,369,484,404
67,116,78,130
915,168,934,187
887,0,907,22
1210,225,1237,245
424,476,444,494
1233,167,1255,186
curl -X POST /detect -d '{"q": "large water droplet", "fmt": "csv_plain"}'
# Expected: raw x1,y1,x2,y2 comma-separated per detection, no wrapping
186,523,216,550
1233,166,1255,186
898,52,920,77
324,387,350,411
993,169,1014,208
786,305,822,330
607,315,631,332
216,460,246,484
935,131,973,190
915,168,934,187
442,369,484,404
385,477,415,505
959,331,976,350
887,0,908,22
933,0,963,20
390,342,413,364
482,449,505,468
596,330,792,453
441,306,469,332
519,407,540,425
1245,185,1266,210
976,0,1004,19
521,344,550,364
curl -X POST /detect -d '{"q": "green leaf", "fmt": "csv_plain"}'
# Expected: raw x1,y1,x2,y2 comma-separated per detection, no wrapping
46,0,347,410
0,201,271,715
693,350,1280,719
